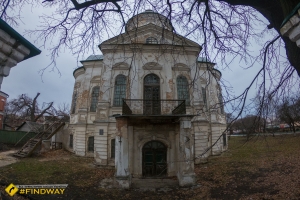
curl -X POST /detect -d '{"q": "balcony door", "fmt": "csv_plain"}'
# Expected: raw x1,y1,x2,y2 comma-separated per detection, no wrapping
144,74,160,115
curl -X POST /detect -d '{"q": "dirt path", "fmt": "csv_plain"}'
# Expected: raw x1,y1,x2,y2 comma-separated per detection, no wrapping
0,150,19,167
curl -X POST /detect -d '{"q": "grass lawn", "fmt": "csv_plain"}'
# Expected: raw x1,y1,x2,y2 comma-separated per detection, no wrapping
1,134,300,199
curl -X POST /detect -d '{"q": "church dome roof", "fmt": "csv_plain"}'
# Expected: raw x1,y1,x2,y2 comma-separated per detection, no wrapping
125,10,173,32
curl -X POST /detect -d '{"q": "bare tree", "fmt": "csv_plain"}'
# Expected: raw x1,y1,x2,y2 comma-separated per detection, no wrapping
46,102,70,122
276,96,300,133
1,1,299,74
1,0,300,152
232,115,265,139
4,93,53,127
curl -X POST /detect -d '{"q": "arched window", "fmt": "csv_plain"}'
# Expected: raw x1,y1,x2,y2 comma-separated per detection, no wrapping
177,76,190,105
113,75,126,106
71,92,77,114
146,37,158,44
90,86,99,112
144,74,160,115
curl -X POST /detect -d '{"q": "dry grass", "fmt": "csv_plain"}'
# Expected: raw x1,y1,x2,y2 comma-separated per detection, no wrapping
1,135,300,199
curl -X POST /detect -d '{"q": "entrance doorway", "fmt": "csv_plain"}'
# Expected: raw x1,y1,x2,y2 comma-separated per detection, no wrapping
142,140,167,177
144,74,160,115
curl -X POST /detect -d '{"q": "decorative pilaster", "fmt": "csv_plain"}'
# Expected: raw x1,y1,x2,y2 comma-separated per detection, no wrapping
115,117,131,188
177,116,196,187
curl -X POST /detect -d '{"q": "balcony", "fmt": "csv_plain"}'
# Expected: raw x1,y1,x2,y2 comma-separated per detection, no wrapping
122,99,186,115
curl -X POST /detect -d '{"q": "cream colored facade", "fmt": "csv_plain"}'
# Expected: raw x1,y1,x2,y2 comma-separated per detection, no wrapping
66,10,226,187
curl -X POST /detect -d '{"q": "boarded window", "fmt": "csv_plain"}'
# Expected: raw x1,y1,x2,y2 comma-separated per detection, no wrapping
90,86,100,112
177,76,190,105
146,37,158,44
71,92,77,114
69,135,73,148
113,75,126,106
88,136,94,152
202,87,207,109
111,139,115,158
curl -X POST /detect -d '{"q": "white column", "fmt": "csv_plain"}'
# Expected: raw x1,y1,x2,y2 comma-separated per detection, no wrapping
115,117,131,188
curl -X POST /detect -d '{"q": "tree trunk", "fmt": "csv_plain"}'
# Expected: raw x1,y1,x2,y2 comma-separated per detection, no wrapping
30,93,40,121
292,122,296,133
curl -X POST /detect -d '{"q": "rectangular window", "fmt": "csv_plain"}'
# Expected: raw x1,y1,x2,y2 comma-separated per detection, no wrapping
202,87,207,109
177,76,190,106
111,139,115,158
223,134,227,146
71,92,77,114
90,87,100,112
88,136,94,152
219,93,224,114
69,135,73,148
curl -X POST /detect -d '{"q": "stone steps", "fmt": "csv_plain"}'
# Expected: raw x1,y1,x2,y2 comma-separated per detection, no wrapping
131,178,178,190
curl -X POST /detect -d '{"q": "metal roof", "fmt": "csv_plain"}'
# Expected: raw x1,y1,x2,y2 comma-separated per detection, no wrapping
281,3,300,28
82,55,103,61
81,55,213,63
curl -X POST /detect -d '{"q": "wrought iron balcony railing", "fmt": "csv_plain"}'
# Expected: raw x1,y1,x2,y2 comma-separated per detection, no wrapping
122,99,186,115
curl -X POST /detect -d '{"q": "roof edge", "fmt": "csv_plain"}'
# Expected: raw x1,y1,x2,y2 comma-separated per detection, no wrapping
0,19,41,60
73,66,85,77
281,3,300,28
212,68,222,77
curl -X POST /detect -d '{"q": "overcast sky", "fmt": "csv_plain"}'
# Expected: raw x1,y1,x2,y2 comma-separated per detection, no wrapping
2,3,298,116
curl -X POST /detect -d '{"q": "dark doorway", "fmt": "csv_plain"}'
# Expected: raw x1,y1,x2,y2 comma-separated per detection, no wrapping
142,140,167,177
144,74,160,115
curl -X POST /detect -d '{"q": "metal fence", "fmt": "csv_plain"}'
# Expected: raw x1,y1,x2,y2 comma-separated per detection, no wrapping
122,99,186,115
0,130,37,146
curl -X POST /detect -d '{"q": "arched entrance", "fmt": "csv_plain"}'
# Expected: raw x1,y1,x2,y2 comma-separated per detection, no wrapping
142,140,167,177
144,74,160,115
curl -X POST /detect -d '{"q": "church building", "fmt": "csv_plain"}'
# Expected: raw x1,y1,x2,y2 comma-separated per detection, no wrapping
67,10,227,187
